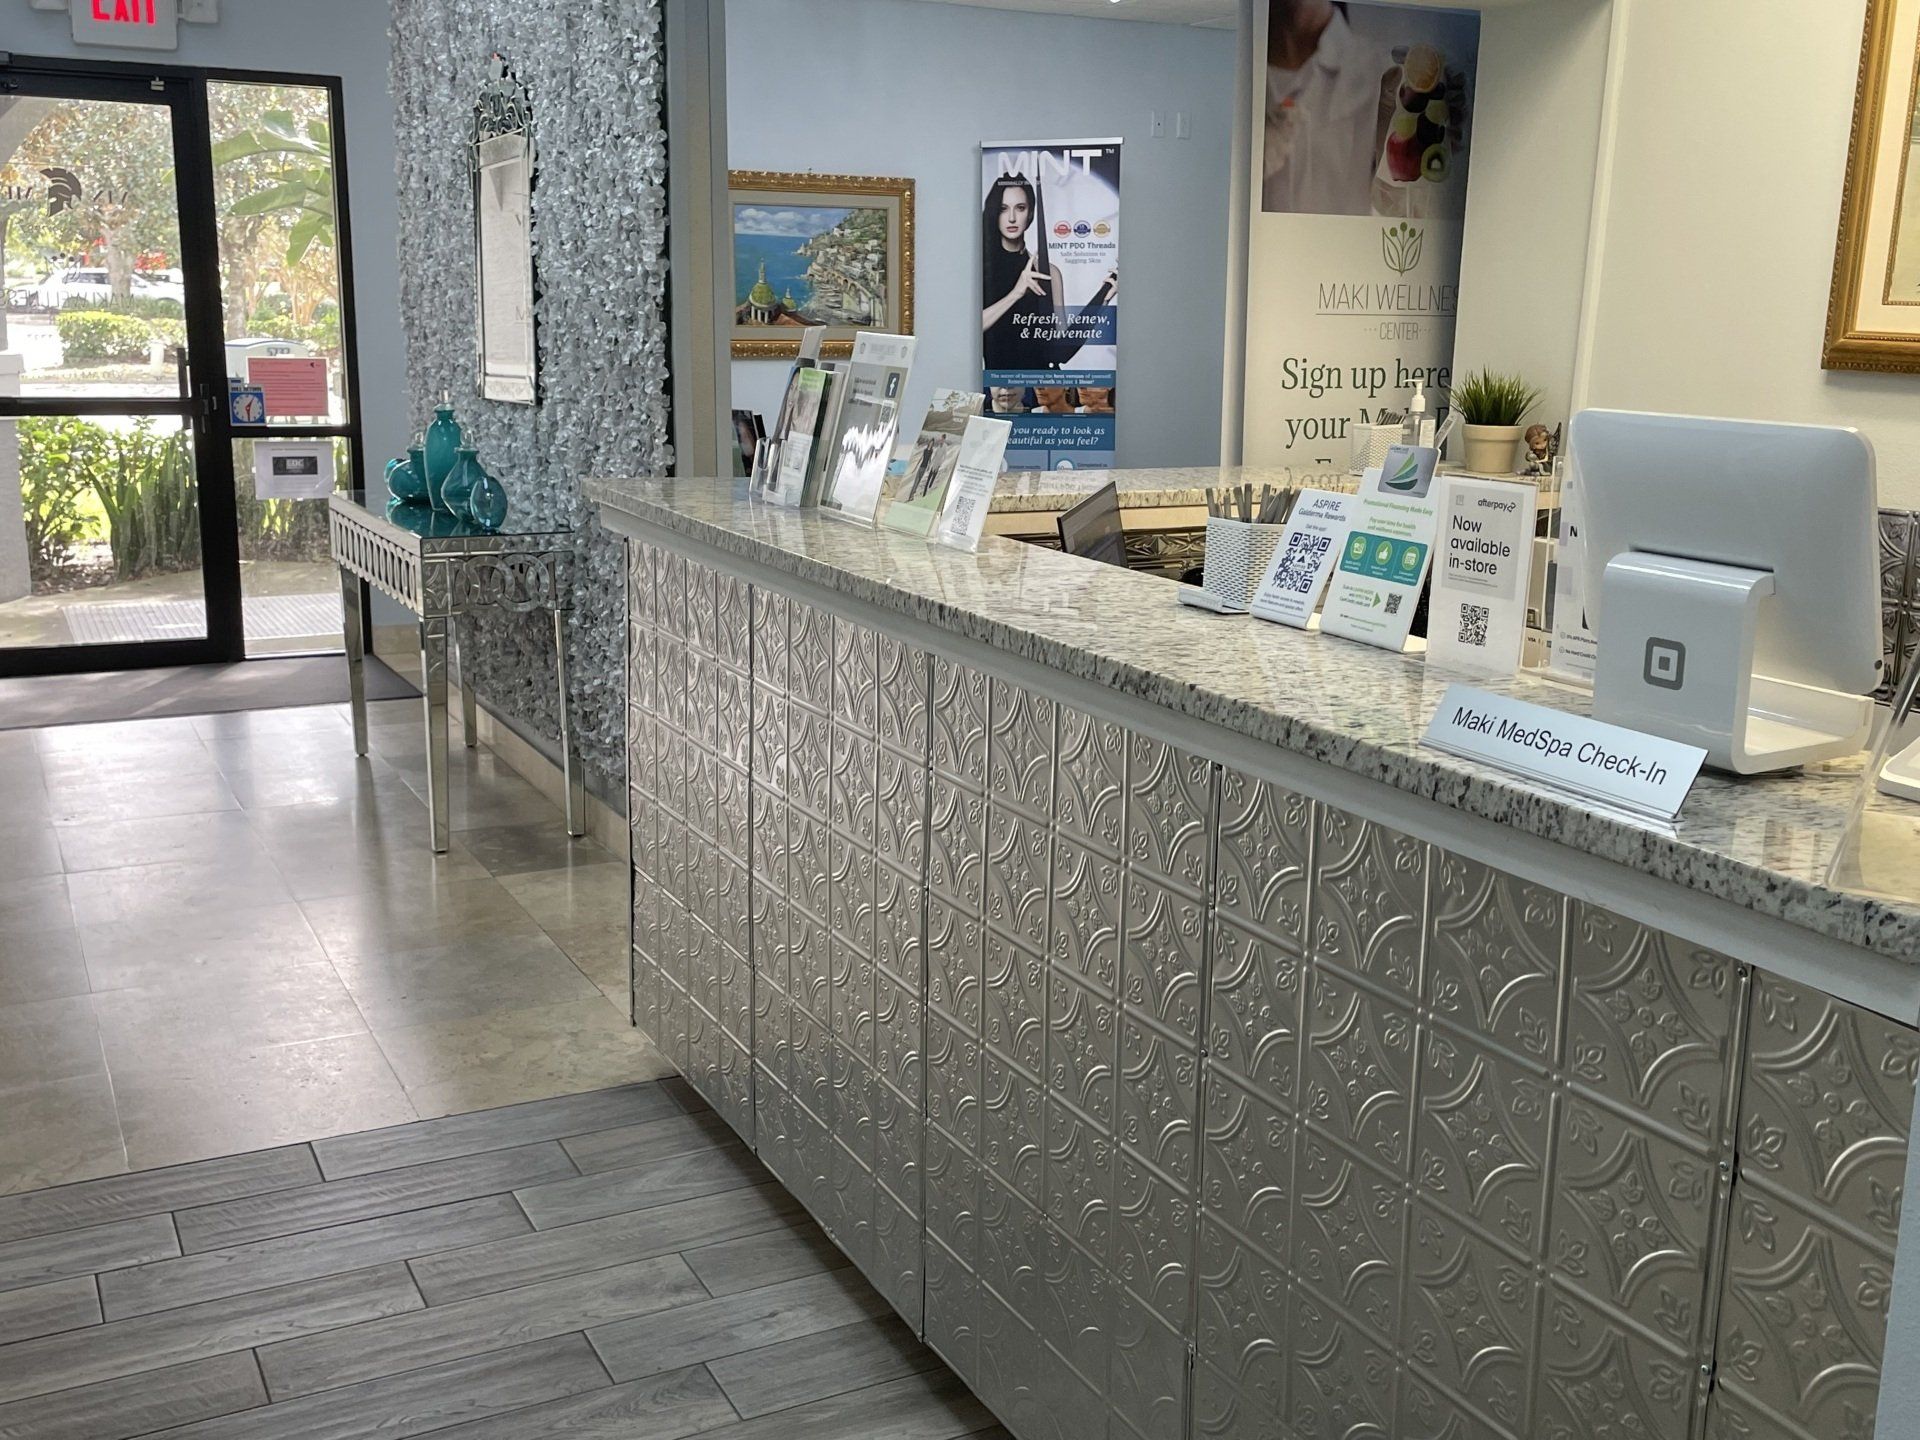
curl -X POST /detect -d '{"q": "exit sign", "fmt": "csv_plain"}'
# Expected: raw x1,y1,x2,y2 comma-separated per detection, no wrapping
71,0,179,50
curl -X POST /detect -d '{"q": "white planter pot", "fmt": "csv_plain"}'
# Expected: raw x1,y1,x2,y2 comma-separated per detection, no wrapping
1461,424,1524,475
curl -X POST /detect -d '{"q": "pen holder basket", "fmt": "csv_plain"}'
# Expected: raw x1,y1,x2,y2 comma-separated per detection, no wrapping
1202,517,1286,611
1352,423,1402,473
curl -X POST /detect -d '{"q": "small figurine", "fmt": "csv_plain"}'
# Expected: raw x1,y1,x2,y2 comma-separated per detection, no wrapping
1523,422,1561,478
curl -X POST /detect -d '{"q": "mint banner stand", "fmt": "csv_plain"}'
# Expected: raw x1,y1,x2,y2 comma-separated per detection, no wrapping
1594,552,1873,775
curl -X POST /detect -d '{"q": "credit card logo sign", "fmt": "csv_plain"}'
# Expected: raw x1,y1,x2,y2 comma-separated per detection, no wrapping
1645,639,1687,691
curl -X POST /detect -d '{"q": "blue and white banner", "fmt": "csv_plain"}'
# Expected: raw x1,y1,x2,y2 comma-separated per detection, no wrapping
981,139,1121,471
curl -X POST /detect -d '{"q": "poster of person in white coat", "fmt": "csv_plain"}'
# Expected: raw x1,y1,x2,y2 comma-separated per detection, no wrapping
1263,0,1474,219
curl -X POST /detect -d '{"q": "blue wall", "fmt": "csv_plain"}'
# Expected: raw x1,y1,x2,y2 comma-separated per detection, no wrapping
725,0,1238,469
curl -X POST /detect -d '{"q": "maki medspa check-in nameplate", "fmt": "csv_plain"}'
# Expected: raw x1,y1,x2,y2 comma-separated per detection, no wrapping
1422,683,1706,822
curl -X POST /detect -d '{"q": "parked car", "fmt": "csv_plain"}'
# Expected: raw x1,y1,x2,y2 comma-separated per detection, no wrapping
31,267,186,311
224,335,317,378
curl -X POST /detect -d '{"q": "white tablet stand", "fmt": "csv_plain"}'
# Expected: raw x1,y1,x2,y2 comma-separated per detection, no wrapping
1594,553,1874,775
1878,652,1920,803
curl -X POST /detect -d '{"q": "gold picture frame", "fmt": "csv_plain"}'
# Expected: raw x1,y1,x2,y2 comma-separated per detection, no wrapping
1826,0,1920,372
728,170,915,359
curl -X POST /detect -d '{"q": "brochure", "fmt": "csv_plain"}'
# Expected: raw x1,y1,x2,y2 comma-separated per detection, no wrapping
930,416,1014,551
752,327,825,498
819,333,917,525
771,367,835,508
1320,446,1441,653
730,410,765,480
1426,474,1538,678
883,389,985,538
1250,489,1357,628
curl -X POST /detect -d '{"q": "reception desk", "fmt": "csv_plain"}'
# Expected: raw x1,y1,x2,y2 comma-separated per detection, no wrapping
589,475,1920,1440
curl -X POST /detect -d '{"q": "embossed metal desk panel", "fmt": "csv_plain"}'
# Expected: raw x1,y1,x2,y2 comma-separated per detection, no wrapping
329,493,584,850
623,532,1916,1440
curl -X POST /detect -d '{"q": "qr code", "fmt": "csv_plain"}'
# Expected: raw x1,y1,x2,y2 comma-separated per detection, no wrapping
1385,592,1403,616
1271,531,1333,594
1457,603,1490,648
947,496,977,533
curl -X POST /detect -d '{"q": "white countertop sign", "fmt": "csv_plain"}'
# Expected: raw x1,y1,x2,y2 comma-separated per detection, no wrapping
1422,684,1706,822
583,476,1920,967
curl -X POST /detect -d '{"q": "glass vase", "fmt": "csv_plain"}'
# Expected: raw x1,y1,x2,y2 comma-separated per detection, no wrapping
442,447,484,521
468,463,508,532
386,453,429,505
424,402,463,512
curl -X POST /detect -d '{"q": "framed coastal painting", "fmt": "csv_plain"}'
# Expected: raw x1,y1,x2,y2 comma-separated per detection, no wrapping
729,171,915,359
1827,0,1920,371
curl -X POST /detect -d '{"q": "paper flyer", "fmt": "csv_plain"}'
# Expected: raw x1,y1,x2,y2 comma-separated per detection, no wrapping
1250,489,1357,628
820,333,917,525
931,417,1014,551
1320,446,1440,651
1426,474,1538,677
772,367,834,508
884,389,986,538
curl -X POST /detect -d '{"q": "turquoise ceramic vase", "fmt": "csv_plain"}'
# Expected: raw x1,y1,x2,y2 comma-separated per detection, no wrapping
468,463,508,532
442,447,484,520
424,401,463,512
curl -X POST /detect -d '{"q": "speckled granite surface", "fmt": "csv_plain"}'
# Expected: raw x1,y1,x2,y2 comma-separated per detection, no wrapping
989,464,1342,513
588,477,1920,964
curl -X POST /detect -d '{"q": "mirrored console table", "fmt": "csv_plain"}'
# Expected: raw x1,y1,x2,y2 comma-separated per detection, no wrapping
328,492,585,851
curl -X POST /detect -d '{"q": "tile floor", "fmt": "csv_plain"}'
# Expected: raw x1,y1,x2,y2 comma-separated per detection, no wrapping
0,1078,1003,1440
0,699,671,1195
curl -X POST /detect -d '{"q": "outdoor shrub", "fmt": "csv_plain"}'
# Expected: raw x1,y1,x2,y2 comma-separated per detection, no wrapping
61,294,183,322
15,418,100,585
55,311,153,365
89,422,200,580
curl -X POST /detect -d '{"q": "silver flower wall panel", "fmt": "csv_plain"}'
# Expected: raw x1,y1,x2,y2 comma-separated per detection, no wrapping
618,551,1915,1440
391,1,670,782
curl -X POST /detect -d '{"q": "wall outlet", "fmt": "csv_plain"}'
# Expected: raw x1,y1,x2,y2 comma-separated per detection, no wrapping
1175,111,1191,140
1148,110,1165,139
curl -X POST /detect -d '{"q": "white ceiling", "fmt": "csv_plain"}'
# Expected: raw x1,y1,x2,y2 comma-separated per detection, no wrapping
898,0,1241,29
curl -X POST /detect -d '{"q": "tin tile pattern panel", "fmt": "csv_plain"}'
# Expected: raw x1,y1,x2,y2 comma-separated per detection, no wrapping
620,538,1916,1440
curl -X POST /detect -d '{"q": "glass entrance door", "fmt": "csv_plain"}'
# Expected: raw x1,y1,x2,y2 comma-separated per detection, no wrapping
0,69,236,672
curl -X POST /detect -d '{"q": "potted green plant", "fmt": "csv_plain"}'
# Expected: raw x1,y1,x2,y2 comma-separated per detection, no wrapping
1449,369,1544,475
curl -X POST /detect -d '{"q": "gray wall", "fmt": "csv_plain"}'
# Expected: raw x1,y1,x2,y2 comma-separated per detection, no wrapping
7,0,407,519
725,0,1237,470
388,0,672,785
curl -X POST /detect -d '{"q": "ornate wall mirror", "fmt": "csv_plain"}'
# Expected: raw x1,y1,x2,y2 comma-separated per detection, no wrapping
472,56,537,403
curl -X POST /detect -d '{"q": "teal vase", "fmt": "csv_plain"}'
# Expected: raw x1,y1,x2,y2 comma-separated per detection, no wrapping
407,443,428,505
443,447,484,520
387,453,429,505
424,402,463,512
468,463,508,532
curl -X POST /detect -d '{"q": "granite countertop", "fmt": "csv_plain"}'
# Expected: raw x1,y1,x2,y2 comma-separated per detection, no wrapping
586,476,1920,966
986,463,1544,514
989,465,1330,513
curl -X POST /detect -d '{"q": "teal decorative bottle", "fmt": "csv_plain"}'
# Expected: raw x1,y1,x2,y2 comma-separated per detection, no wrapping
443,447,484,520
387,452,428,505
468,462,508,532
407,441,428,505
424,395,463,512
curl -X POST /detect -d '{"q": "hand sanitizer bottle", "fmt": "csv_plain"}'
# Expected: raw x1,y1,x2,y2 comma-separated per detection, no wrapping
1402,383,1435,450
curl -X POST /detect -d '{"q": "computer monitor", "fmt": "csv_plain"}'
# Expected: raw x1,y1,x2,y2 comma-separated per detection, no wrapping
1058,480,1128,569
1569,409,1882,775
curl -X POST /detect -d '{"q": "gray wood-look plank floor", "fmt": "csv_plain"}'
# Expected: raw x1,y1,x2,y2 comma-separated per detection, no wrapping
0,1078,1007,1440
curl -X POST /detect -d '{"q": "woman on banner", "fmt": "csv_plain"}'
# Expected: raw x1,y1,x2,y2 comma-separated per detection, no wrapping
981,174,1118,372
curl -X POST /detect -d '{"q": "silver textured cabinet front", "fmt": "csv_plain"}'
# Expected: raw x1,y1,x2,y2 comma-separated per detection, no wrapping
622,538,1915,1440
